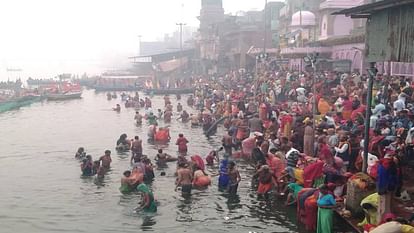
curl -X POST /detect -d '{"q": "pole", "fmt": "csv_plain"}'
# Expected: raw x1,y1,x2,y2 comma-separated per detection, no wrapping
138,35,142,56
312,60,317,138
362,62,377,173
263,0,268,54
176,23,186,75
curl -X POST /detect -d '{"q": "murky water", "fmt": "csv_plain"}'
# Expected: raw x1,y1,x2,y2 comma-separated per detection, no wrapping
0,89,355,233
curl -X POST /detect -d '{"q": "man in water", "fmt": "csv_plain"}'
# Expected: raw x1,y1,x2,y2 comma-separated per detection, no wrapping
131,136,143,162
175,162,193,195
164,110,173,123
222,131,233,156
156,149,170,168
228,161,241,196
134,111,143,125
99,150,112,170
177,103,183,112
180,110,189,123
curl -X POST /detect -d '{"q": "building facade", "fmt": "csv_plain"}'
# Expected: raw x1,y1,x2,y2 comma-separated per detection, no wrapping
279,0,370,73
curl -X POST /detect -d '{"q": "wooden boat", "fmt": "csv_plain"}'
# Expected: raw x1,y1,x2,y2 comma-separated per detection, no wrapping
0,95,41,113
47,91,82,100
144,88,194,95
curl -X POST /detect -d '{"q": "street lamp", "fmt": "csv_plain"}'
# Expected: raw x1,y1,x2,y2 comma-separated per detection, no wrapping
138,35,142,56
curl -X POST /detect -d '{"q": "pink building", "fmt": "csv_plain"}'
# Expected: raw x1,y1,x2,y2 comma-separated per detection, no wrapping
279,0,370,73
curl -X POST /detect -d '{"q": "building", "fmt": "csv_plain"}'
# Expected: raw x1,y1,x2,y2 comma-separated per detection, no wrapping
335,0,414,76
279,0,370,73
196,0,284,74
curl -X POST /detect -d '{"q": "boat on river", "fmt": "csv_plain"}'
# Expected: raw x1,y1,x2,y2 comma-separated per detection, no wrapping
0,95,42,113
46,91,82,100
144,88,194,95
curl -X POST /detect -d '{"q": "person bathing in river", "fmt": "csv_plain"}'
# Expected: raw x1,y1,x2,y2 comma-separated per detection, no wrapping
143,157,155,182
80,155,93,176
179,110,190,123
256,165,274,197
227,161,241,196
135,184,157,213
75,147,86,159
134,111,143,125
164,110,173,123
192,164,211,189
116,134,130,151
147,112,158,126
175,162,193,195
155,149,173,168
94,160,105,179
120,170,135,193
99,150,112,170
113,104,121,112
131,136,143,160
176,133,189,156
177,103,183,112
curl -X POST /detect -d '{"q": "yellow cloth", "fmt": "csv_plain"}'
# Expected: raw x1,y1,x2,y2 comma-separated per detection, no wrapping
401,224,414,233
358,193,379,226
293,168,304,185
318,98,330,115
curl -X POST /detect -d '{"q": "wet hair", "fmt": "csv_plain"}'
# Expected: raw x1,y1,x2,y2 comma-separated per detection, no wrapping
158,149,163,153
179,133,184,137
104,150,111,155
135,136,139,140
78,147,84,153
123,170,131,177
228,161,236,167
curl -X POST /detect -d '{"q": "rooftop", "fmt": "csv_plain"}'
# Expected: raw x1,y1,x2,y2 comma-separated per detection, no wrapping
333,0,414,18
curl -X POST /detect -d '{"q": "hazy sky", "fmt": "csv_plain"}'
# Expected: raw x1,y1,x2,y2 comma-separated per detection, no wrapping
0,0,275,80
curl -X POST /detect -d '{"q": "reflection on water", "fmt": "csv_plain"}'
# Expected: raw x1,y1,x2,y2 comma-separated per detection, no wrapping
0,90,356,233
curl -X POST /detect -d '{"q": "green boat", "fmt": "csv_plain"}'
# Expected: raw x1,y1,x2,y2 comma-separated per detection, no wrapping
0,95,42,113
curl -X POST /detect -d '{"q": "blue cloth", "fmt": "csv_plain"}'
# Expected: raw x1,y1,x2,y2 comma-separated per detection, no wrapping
317,194,336,207
218,159,229,189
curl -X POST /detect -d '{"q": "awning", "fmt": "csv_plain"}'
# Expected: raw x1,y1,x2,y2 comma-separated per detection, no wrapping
332,0,414,18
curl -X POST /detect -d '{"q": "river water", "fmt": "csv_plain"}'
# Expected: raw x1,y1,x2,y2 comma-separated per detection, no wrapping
0,89,355,233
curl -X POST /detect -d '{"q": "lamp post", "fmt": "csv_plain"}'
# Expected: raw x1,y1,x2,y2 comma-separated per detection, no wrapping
362,62,378,173
138,35,142,56
176,22,186,75
263,0,268,54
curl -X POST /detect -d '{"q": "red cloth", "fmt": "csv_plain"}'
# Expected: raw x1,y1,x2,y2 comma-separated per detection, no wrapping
318,144,333,163
191,155,205,171
351,105,366,121
303,161,325,188
176,137,188,153
304,191,319,231
257,182,272,194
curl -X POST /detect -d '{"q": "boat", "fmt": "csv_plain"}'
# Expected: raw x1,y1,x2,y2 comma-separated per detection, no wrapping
46,91,82,100
0,95,42,113
144,88,194,95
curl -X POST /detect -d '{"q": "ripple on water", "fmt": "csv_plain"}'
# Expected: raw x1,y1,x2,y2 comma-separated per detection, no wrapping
0,90,357,233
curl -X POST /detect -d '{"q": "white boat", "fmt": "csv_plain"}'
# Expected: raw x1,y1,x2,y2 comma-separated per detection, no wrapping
47,91,82,100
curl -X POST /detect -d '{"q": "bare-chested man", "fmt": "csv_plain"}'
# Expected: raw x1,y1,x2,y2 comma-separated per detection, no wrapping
131,136,143,162
228,161,241,195
99,150,112,170
222,131,233,156
175,162,193,195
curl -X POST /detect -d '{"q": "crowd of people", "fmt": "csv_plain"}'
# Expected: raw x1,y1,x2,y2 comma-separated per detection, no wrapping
74,65,414,232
